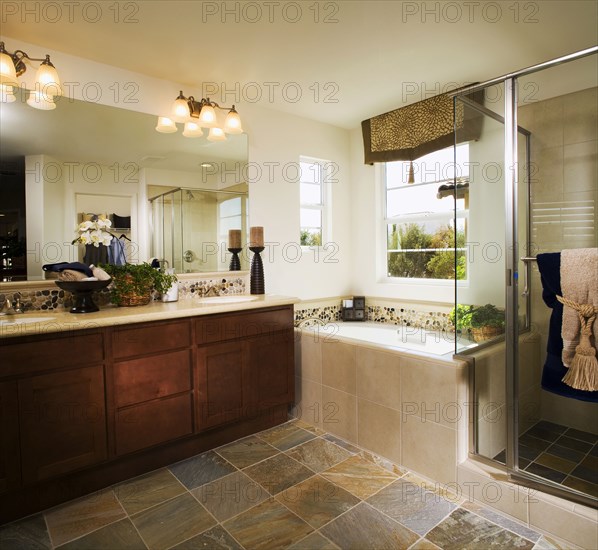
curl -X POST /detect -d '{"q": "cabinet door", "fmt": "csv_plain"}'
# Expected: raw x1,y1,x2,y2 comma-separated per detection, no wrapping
197,341,244,430
0,382,20,493
18,366,107,484
245,331,294,414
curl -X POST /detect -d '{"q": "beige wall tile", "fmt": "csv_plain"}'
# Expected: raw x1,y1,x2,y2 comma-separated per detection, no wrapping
356,347,401,410
532,95,564,150
541,390,598,435
564,140,598,194
456,462,528,522
293,376,323,430
401,414,457,485
296,330,322,383
529,495,598,549
357,399,401,464
322,341,356,394
401,358,465,428
532,146,564,202
322,386,357,444
564,87,598,145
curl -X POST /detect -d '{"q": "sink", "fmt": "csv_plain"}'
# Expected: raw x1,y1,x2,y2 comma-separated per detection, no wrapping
0,316,56,326
198,296,258,304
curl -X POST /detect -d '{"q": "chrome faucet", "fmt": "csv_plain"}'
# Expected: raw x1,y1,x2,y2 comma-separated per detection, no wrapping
0,297,23,315
200,283,225,298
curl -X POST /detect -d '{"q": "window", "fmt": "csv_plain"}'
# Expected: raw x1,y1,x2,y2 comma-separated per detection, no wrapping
218,196,243,242
300,157,330,246
384,144,469,280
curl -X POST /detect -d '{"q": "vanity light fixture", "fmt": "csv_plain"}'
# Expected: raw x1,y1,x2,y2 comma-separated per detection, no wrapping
155,91,243,141
0,41,62,110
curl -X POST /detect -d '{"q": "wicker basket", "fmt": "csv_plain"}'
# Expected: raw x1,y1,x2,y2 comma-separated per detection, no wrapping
470,326,504,343
118,292,151,307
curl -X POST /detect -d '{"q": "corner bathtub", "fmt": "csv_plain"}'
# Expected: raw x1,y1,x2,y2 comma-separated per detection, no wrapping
301,321,475,357
294,320,470,485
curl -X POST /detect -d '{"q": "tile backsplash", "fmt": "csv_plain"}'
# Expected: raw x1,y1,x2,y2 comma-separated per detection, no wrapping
0,273,248,312
294,297,453,331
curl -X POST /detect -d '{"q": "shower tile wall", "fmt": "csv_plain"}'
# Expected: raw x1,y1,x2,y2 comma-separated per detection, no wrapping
518,86,598,434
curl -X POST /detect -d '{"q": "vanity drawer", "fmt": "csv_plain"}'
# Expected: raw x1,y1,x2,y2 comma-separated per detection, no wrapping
115,393,194,455
113,349,192,408
195,307,294,345
112,319,191,359
1,332,104,377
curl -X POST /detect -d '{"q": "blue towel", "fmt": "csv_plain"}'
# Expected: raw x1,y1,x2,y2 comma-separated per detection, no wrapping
536,252,597,402
42,262,93,277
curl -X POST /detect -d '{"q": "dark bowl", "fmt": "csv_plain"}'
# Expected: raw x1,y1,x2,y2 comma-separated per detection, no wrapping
54,278,112,293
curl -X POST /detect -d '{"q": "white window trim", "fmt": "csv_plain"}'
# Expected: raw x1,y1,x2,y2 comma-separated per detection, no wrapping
378,163,470,286
300,156,332,247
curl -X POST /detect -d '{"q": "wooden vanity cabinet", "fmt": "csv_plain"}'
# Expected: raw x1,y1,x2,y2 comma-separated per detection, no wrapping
195,307,295,431
1,331,108,487
0,382,19,493
111,320,194,456
0,304,294,524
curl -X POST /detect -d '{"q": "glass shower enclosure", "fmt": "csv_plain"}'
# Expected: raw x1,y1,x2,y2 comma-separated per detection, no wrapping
149,187,248,273
453,47,598,508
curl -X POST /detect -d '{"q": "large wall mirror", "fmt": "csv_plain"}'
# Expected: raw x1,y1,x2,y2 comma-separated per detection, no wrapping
0,88,248,282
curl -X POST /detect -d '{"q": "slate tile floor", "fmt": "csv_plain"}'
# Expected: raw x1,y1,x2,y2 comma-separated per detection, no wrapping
1,419,563,550
493,420,598,498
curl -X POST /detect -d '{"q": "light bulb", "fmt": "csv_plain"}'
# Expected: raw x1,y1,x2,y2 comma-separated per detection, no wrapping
0,50,18,87
198,104,217,128
27,90,56,110
224,107,243,134
207,127,227,142
155,116,178,133
35,56,61,96
0,84,15,103
171,91,190,123
182,121,203,138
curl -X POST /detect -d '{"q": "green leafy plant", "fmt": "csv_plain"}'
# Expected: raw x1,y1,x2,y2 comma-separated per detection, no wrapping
469,304,505,329
449,304,474,331
102,263,177,306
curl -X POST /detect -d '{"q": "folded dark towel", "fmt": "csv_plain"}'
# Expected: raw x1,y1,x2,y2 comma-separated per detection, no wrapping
42,262,94,278
536,252,597,402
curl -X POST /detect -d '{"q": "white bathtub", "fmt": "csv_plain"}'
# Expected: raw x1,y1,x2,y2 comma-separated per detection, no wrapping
302,321,475,356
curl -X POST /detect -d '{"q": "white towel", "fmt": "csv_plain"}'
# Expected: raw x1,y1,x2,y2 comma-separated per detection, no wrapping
560,248,598,367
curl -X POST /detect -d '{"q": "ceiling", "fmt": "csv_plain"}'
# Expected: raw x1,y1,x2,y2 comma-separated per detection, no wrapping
1,0,597,129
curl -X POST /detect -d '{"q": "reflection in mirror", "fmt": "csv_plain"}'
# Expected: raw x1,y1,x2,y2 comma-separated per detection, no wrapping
148,186,248,273
0,88,248,282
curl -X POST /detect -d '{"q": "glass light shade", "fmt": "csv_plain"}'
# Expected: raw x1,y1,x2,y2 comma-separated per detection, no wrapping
0,84,15,103
207,127,227,142
224,109,243,134
155,116,178,133
171,96,190,123
35,60,61,96
198,104,217,128
0,51,18,87
27,90,56,110
182,121,204,138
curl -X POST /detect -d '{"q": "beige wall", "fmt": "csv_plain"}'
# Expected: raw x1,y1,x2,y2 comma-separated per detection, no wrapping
519,87,598,433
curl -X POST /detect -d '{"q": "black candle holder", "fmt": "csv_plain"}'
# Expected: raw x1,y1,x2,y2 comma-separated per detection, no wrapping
249,246,265,295
228,248,242,271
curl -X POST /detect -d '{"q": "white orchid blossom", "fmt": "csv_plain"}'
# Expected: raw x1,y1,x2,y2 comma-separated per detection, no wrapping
74,218,114,247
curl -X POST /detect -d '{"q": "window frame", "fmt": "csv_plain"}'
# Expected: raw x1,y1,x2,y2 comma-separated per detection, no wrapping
299,156,331,247
380,148,470,285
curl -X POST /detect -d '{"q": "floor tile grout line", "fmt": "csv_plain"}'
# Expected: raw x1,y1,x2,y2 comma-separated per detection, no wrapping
45,488,130,550
460,502,542,544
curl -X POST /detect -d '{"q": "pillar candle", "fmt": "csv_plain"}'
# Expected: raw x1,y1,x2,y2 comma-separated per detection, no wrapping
250,226,264,247
228,229,241,249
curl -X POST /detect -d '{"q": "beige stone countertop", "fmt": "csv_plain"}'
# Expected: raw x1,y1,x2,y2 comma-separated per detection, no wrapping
0,295,299,339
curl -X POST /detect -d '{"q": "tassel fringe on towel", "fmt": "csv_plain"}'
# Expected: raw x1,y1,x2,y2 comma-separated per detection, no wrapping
556,296,598,391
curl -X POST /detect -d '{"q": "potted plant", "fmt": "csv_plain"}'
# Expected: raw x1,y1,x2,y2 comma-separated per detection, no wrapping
449,304,474,333
450,303,505,342
102,263,177,307
469,304,505,342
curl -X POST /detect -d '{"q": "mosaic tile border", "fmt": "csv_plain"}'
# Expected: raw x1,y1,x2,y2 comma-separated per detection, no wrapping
0,276,248,312
294,300,452,331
